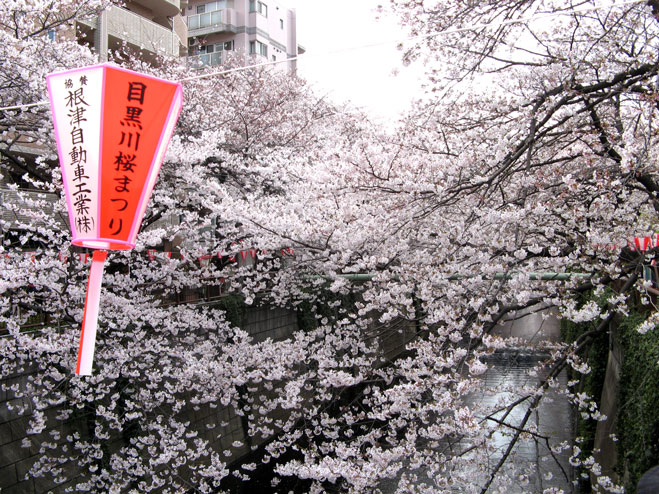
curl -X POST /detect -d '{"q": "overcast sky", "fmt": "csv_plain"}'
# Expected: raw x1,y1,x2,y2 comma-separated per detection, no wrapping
284,0,425,123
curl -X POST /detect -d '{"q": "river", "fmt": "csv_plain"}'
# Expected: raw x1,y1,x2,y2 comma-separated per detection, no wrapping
380,306,575,493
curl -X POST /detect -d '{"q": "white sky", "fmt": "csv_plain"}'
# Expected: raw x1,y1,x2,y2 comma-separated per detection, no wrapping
284,0,425,123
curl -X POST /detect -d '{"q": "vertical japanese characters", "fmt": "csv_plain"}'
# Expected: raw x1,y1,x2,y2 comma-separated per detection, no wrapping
65,75,93,235
108,81,147,238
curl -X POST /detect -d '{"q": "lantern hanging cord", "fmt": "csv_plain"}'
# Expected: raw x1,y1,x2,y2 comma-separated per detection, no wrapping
0,0,645,110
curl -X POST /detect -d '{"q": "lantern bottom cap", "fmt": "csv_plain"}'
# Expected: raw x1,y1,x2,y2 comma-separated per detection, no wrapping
73,239,134,251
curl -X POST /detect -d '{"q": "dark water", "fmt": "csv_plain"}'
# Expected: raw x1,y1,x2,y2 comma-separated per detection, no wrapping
476,350,574,493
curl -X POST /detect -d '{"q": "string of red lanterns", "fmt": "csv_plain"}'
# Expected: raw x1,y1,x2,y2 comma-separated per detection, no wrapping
1,247,295,265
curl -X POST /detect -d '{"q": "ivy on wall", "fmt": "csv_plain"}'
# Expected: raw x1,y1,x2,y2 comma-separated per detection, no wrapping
617,309,659,493
562,289,659,494
214,293,247,328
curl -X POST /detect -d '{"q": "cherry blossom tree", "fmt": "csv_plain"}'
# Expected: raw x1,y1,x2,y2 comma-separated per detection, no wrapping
2,0,659,493
0,2,351,492
218,0,659,492
273,0,658,491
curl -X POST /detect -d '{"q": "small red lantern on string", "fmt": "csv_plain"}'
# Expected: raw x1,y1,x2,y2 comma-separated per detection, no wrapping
47,63,183,375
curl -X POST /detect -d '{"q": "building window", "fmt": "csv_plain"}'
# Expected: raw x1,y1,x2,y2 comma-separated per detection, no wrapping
46,28,56,42
190,40,233,67
280,18,284,29
249,40,267,57
250,1,267,17
200,40,233,54
188,8,225,30
191,51,221,67
196,1,229,15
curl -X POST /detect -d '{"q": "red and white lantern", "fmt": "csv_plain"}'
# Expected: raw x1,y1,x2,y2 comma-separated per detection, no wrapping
47,63,183,375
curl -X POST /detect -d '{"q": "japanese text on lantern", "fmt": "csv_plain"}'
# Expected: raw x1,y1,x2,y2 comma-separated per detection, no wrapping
108,81,147,237
64,76,93,234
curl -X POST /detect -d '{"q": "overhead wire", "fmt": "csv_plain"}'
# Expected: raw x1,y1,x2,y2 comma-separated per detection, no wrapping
180,0,645,82
0,0,647,112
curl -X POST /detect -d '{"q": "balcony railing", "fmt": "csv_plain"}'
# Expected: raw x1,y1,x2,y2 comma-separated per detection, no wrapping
186,8,238,36
187,52,222,68
107,6,180,56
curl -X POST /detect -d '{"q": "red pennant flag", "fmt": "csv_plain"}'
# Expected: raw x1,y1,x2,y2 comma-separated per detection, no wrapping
634,237,651,251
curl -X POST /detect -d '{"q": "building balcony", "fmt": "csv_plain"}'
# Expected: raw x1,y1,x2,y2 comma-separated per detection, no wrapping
132,0,182,18
78,6,184,58
186,8,238,37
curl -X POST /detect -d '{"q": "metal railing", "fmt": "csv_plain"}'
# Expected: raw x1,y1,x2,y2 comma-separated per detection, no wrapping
107,6,179,56
186,8,238,35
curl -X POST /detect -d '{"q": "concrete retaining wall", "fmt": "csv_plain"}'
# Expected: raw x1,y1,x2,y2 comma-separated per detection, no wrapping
592,317,622,486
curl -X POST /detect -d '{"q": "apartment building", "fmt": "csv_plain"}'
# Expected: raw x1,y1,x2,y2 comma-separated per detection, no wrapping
75,0,304,71
185,0,303,73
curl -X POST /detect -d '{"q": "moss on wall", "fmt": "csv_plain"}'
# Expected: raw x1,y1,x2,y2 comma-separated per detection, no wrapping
214,293,246,328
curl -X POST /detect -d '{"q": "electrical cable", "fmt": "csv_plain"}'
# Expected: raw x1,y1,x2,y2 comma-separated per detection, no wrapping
178,0,645,82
